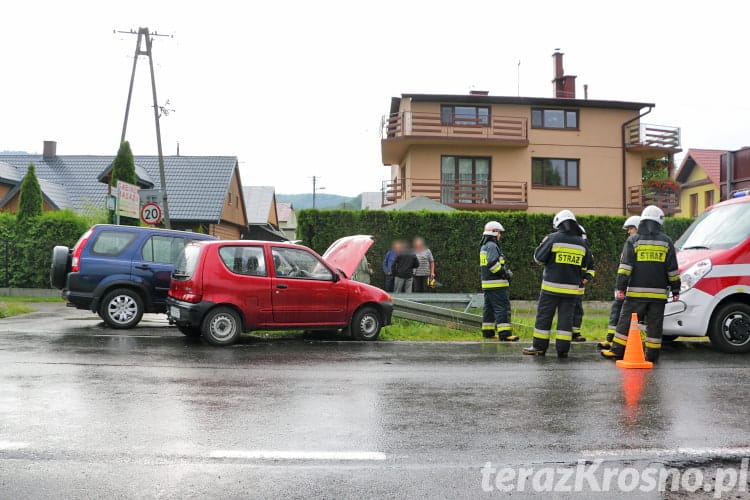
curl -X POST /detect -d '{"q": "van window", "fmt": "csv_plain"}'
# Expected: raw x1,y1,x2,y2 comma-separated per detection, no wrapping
219,246,267,276
142,235,186,264
677,202,750,250
91,231,137,256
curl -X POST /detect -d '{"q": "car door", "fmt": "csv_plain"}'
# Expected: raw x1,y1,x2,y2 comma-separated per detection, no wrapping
271,246,348,325
133,234,187,309
215,244,273,326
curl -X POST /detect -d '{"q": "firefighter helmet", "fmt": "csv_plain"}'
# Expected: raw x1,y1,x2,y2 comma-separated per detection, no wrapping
553,210,577,228
641,205,665,225
483,221,505,235
623,216,641,230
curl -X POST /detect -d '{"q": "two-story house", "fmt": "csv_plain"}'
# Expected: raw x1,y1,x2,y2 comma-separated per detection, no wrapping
380,52,681,216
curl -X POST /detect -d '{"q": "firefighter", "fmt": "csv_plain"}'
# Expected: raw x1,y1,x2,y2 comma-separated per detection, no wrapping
601,206,681,362
597,216,641,350
523,210,594,358
480,221,518,341
571,225,594,342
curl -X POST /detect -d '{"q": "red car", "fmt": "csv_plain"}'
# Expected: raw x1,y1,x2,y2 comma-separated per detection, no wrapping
166,235,393,346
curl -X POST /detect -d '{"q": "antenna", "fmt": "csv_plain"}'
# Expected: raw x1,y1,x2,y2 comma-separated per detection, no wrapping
517,60,521,97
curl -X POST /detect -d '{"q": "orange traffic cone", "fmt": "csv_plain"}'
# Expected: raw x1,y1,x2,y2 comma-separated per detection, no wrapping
615,313,654,369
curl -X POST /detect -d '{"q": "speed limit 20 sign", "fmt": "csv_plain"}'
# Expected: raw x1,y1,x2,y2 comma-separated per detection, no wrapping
140,202,163,225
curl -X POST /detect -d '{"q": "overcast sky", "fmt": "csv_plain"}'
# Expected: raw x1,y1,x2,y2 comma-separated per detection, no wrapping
2,1,748,196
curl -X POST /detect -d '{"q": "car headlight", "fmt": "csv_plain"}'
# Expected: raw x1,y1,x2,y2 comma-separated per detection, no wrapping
680,258,712,293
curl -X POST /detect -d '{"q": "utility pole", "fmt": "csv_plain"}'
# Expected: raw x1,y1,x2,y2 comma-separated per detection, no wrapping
311,176,325,209
116,27,172,229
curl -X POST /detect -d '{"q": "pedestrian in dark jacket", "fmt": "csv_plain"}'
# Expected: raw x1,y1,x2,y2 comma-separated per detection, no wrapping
392,241,419,293
480,221,518,341
382,241,398,292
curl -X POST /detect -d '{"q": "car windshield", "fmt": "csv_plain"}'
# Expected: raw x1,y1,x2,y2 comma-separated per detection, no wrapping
676,202,750,250
173,244,202,278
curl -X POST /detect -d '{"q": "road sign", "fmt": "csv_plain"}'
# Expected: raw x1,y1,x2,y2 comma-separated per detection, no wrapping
140,202,163,225
116,180,140,218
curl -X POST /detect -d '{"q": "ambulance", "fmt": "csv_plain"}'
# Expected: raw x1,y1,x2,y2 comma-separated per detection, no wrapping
663,190,750,352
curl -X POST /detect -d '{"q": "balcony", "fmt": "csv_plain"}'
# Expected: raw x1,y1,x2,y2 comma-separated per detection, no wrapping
382,178,528,211
625,123,681,154
627,185,679,215
381,112,528,164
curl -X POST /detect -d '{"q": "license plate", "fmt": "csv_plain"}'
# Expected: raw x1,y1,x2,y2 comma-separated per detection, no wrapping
170,306,180,320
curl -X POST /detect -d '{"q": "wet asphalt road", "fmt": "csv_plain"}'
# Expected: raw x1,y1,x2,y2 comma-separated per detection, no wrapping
1,305,749,498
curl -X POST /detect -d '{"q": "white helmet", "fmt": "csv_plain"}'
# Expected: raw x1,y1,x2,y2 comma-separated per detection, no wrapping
553,209,577,229
623,216,641,230
483,221,505,235
640,205,665,225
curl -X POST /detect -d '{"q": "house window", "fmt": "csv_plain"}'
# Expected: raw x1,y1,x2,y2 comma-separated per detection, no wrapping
532,158,579,188
690,193,699,217
440,105,490,126
440,156,491,204
531,108,578,129
704,190,714,208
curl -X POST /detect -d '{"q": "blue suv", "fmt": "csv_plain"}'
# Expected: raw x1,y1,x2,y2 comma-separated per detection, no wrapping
51,225,215,329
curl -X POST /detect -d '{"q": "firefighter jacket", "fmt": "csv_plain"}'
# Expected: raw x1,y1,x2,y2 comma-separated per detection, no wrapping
533,231,595,296
480,237,509,289
616,231,681,301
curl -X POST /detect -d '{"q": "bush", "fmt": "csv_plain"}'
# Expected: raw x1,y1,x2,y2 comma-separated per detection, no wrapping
297,210,694,300
17,163,43,223
5,210,90,288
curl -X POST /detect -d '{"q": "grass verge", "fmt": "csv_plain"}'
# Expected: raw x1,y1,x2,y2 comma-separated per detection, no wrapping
0,295,63,303
0,302,35,318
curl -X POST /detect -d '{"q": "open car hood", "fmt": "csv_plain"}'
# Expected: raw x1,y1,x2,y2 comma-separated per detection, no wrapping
322,235,375,278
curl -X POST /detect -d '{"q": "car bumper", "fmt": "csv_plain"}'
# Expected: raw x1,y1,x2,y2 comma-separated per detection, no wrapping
662,288,712,337
166,297,214,327
380,301,394,326
63,289,94,310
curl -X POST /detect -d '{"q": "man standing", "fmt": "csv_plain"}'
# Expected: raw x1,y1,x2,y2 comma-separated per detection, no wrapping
382,241,398,292
523,210,594,358
479,221,518,341
391,241,419,293
601,206,680,363
597,216,641,350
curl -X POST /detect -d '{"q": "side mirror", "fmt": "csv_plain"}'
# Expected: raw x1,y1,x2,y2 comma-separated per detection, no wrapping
331,272,340,283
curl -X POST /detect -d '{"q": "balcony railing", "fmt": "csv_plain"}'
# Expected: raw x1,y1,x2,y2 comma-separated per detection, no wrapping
382,178,528,210
381,112,528,143
625,123,681,151
627,185,679,215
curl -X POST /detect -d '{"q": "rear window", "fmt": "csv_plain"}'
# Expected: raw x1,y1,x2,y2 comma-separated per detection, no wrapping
219,246,267,277
173,244,203,278
91,231,137,256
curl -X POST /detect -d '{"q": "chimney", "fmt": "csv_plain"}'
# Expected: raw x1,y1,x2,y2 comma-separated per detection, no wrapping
42,140,57,158
551,50,577,99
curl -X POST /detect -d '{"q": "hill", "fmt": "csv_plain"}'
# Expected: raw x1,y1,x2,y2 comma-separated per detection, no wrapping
277,193,353,210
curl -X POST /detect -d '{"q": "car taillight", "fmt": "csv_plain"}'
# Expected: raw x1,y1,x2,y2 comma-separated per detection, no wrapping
169,282,202,303
70,228,93,273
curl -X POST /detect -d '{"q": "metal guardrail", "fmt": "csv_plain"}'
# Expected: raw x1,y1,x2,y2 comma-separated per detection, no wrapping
392,297,482,331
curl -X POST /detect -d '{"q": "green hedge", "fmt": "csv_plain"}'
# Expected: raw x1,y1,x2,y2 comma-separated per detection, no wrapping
298,210,694,301
0,210,91,288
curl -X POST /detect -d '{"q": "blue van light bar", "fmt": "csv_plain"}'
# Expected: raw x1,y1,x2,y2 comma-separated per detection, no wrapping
732,190,750,198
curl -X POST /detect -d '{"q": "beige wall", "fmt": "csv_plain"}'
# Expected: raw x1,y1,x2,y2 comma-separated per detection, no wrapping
391,99,645,215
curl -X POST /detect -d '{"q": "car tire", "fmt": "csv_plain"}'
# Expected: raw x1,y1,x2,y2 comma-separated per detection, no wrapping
709,302,750,353
178,325,202,337
50,246,70,289
350,307,381,341
201,307,242,346
99,288,144,329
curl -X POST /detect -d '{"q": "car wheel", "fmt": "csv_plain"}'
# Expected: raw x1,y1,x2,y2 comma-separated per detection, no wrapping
350,307,381,341
99,288,144,329
202,307,242,346
709,302,750,353
178,325,202,337
49,246,70,289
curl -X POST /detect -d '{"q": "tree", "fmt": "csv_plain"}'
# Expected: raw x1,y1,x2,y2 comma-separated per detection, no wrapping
111,141,137,186
110,141,138,225
17,163,43,223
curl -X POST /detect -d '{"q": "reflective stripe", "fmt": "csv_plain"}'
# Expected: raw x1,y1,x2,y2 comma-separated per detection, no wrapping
556,331,572,341
627,291,668,300
607,327,616,334
533,329,550,340
481,323,495,331
613,336,627,346
668,269,679,277
496,325,512,333
645,336,661,345
614,332,629,341
489,262,503,273
634,239,669,248
668,274,680,282
619,264,633,271
628,287,668,294
552,243,586,255
541,281,584,295
586,270,596,277
572,327,581,334
482,280,509,289
617,268,631,276
617,264,632,276
645,342,662,349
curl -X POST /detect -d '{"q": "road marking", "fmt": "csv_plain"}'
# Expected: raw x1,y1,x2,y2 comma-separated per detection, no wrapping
0,441,29,450
209,450,386,461
582,447,750,459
